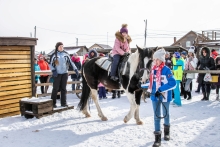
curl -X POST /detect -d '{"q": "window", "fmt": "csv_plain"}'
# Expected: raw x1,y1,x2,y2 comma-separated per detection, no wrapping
186,41,191,47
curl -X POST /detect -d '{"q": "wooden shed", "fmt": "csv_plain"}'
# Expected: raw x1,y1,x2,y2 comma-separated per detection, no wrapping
0,37,37,118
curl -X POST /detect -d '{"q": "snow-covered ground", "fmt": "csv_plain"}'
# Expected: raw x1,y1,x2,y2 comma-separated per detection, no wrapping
0,79,220,147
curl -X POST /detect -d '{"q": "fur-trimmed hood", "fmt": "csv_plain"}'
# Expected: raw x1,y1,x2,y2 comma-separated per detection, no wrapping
88,49,98,59
115,31,132,44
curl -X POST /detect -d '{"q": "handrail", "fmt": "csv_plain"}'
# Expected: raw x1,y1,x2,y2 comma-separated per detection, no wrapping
184,70,220,74
35,70,81,75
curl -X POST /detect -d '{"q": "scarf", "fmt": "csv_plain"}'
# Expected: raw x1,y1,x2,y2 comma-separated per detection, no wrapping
148,62,165,92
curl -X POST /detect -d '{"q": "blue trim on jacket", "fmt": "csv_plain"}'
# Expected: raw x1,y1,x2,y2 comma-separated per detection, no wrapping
150,65,176,102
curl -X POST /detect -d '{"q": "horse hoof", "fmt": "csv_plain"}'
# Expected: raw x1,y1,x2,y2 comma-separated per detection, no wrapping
136,121,143,125
123,117,128,123
101,117,108,121
85,114,91,118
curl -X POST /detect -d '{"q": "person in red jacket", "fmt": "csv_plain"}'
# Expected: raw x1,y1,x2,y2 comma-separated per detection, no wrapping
38,54,50,94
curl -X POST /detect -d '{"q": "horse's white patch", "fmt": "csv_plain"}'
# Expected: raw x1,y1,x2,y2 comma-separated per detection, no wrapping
141,57,150,83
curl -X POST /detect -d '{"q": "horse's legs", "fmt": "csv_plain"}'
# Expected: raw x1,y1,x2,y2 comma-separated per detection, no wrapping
134,105,143,125
82,100,91,117
124,91,137,123
91,89,108,121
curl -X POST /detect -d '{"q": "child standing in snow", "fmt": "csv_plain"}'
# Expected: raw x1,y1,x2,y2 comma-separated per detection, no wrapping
98,82,107,100
172,52,185,106
148,48,176,147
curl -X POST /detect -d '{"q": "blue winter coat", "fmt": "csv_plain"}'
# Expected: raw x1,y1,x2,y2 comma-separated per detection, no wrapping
34,64,40,81
49,50,77,74
150,65,176,102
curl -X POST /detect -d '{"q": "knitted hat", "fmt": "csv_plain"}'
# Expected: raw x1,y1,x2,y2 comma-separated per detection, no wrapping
120,24,128,34
181,51,187,56
174,52,180,58
188,48,195,53
153,48,166,62
55,42,63,50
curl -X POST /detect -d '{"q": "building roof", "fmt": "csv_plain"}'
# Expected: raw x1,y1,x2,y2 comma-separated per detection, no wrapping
92,43,112,49
171,30,205,46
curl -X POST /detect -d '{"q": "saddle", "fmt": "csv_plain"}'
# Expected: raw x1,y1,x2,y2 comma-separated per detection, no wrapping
95,55,130,78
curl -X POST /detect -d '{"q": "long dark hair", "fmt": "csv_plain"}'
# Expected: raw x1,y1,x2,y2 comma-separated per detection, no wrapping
54,42,63,65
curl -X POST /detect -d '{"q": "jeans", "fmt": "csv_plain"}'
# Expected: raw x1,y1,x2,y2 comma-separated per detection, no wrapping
184,78,193,92
110,54,121,77
152,101,170,131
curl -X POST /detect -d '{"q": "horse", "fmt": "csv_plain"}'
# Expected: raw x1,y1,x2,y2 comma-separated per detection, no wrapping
78,46,156,125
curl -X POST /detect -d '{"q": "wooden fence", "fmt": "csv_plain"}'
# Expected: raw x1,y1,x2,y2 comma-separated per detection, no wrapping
35,70,82,97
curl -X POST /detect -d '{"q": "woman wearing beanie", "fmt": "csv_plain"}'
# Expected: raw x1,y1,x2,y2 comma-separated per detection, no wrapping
172,52,185,106
148,48,176,147
184,49,198,100
196,47,215,101
110,24,132,81
49,42,79,108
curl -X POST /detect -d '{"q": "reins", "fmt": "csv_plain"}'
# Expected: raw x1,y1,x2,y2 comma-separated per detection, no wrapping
150,93,168,119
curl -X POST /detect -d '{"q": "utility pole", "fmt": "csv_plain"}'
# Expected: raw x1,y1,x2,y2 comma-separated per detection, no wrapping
76,38,78,46
144,19,147,47
30,32,32,37
34,26,36,38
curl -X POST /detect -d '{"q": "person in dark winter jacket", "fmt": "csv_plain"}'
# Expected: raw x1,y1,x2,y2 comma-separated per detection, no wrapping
196,47,215,101
70,53,81,90
165,52,172,69
88,49,98,59
214,56,220,101
148,48,176,147
49,42,79,108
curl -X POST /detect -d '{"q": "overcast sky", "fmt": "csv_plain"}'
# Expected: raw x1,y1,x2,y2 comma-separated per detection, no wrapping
1,0,220,53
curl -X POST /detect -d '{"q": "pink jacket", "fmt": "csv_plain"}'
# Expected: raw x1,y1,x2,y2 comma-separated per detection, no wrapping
98,82,104,87
112,38,130,56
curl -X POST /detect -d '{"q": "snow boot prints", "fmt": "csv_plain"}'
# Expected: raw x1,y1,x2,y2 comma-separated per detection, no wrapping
152,131,161,147
164,124,170,141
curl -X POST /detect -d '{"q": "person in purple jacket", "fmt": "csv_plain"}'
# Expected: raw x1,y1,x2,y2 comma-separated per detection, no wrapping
110,24,132,81
148,48,176,147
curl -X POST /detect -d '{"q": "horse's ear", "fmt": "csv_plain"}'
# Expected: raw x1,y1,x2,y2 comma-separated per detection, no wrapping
136,45,143,54
153,46,158,52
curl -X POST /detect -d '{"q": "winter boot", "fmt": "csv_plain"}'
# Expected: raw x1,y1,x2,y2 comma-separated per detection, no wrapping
187,92,192,100
164,124,170,141
216,94,219,101
112,91,116,99
201,92,206,101
206,93,210,101
152,131,161,147
183,92,187,99
117,91,121,98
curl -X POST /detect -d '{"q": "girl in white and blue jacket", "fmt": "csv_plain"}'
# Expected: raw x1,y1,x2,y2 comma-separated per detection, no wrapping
148,48,176,147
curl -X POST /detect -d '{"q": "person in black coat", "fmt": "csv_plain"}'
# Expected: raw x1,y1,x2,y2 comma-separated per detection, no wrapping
196,47,215,101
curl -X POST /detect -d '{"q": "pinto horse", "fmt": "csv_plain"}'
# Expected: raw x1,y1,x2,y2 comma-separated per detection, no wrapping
78,46,156,125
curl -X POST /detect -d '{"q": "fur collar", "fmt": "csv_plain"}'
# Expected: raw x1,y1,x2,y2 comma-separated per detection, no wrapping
115,31,132,44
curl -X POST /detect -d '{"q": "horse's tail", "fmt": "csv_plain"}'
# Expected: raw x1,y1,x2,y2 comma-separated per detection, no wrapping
78,68,91,111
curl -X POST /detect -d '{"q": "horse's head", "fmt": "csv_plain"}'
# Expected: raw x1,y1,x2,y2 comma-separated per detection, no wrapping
136,45,157,84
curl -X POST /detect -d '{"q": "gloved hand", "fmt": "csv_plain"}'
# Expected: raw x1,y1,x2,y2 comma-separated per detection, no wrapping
74,69,79,78
52,70,58,77
123,52,130,56
155,90,161,98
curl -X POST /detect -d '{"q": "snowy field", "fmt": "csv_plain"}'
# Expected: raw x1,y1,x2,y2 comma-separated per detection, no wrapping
0,79,220,147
